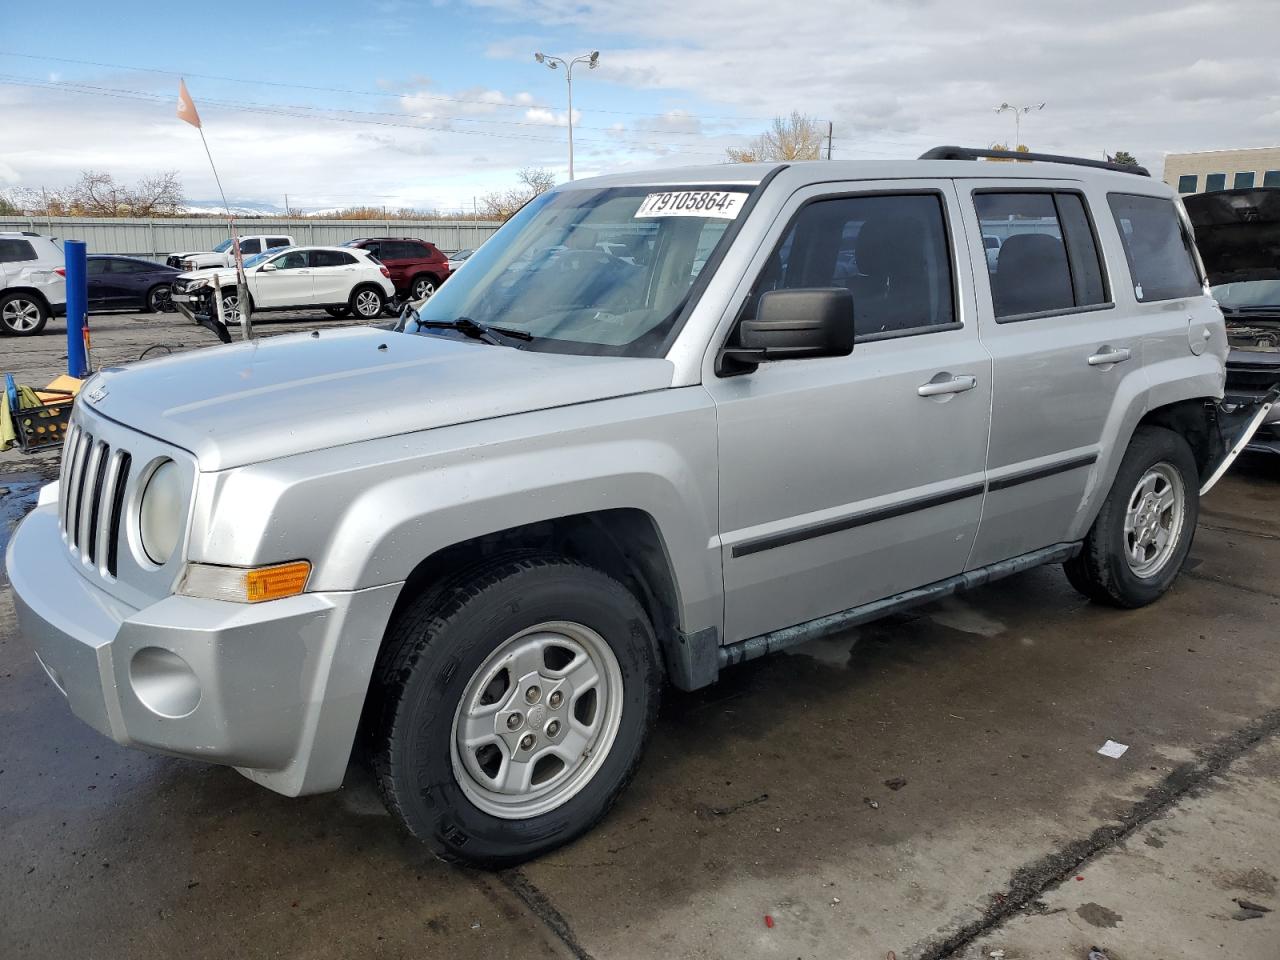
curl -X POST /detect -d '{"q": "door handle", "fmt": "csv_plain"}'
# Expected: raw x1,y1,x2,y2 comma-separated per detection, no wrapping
1087,347,1132,366
917,374,978,398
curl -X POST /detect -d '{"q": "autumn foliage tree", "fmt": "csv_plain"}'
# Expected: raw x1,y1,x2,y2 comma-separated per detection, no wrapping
480,167,557,221
3,170,185,217
727,112,825,163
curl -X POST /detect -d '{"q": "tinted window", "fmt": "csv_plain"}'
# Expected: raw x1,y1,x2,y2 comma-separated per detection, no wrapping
270,250,309,270
1234,172,1256,189
0,239,37,263
747,193,955,338
239,238,262,255
974,191,1107,319
310,249,355,267
267,237,291,249
1206,173,1227,192
87,258,110,276
1107,193,1203,302
360,241,381,258
1266,171,1280,188
120,259,155,273
383,241,424,260
1177,174,1198,193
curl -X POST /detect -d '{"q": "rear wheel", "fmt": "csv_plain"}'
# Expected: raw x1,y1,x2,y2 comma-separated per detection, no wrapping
409,275,437,301
145,284,172,313
0,292,49,336
1065,426,1199,608
369,556,662,867
350,286,385,320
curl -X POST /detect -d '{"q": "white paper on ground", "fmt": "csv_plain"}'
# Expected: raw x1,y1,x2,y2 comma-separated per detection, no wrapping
1097,739,1129,759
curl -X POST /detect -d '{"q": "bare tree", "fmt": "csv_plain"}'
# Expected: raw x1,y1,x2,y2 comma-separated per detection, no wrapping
0,171,185,217
480,167,558,221
727,112,825,163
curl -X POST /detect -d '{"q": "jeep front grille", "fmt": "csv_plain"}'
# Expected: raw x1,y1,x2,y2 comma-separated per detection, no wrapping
59,421,132,577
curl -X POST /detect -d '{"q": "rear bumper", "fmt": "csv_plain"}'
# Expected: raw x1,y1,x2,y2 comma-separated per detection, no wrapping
7,502,401,796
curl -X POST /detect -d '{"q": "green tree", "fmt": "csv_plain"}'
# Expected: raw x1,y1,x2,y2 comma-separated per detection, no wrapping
1108,150,1139,166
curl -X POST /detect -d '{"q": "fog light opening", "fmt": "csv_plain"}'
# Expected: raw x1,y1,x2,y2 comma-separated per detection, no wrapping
129,647,201,718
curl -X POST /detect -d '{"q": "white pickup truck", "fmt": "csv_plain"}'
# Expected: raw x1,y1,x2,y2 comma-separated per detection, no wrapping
166,234,294,271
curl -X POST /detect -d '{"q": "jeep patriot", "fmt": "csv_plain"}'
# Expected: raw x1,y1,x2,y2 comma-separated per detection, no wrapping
7,148,1247,866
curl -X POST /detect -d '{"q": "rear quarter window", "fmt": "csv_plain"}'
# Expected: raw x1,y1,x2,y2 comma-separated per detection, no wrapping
1107,193,1203,302
0,239,38,263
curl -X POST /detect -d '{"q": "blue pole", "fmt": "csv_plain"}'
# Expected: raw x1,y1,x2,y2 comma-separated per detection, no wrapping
64,240,88,378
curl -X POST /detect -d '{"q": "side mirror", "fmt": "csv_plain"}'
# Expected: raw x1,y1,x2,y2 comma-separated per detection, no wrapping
259,262,276,272
720,288,854,371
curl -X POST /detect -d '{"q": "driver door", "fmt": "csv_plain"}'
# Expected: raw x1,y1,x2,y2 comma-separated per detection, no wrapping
253,249,312,307
703,181,993,643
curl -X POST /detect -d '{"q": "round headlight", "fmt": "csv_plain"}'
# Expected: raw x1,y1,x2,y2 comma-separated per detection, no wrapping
139,459,184,565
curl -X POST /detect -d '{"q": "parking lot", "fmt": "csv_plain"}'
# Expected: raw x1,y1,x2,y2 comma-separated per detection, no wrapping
3,314,1280,959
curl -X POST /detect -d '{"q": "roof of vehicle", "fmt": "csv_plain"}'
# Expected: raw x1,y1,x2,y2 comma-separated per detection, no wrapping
567,155,1172,195
345,237,436,244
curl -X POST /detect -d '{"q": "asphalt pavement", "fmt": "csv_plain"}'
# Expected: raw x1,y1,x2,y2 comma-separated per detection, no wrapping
2,312,1279,959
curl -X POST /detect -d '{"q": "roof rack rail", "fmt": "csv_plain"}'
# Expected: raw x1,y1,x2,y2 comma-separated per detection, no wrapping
919,145,1150,178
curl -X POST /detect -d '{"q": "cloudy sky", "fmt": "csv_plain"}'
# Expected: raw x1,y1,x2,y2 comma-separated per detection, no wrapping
3,0,1278,212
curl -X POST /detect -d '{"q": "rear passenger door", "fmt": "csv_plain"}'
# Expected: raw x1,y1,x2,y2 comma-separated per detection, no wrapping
309,249,358,304
958,180,1137,568
705,182,993,643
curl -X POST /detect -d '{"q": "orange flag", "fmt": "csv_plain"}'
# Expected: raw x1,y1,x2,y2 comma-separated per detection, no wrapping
177,79,201,128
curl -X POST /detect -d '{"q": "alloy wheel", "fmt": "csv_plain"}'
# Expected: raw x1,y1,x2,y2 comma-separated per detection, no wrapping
1123,462,1185,579
2,297,42,332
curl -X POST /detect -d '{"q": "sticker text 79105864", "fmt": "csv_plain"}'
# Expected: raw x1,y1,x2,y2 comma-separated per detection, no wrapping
634,190,748,220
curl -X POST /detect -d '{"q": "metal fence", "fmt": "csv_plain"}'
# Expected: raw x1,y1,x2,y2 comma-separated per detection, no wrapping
0,216,502,260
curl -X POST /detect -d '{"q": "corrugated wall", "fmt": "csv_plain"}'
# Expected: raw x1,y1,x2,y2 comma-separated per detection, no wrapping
0,217,502,259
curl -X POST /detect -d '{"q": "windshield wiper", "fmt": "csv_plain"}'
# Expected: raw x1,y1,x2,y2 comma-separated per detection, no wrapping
414,316,533,345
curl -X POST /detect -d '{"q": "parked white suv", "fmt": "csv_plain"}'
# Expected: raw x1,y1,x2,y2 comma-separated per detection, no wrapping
167,234,294,272
0,232,66,336
170,245,395,322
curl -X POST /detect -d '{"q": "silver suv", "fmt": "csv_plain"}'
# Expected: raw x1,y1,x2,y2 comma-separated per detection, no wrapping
1,232,66,336
7,148,1250,866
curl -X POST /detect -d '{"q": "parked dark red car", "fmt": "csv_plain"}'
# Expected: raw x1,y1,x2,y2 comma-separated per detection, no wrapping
342,238,451,301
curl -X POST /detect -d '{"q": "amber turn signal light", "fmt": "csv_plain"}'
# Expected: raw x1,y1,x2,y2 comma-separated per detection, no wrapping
245,561,312,603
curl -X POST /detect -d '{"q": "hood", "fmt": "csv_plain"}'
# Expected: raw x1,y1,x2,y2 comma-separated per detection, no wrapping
81,327,675,471
1184,188,1280,286
178,265,240,283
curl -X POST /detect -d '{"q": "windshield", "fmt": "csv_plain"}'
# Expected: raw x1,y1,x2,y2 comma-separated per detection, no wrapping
213,239,234,253
242,250,278,267
409,185,751,356
1212,280,1280,309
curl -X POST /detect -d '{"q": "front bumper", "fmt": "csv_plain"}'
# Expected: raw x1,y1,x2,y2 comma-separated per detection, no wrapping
6,501,400,796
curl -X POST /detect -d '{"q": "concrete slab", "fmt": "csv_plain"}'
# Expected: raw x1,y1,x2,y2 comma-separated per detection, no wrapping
956,738,1280,960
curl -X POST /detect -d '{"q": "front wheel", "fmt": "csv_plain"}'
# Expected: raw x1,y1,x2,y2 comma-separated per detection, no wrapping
0,292,49,336
368,556,662,867
1065,426,1199,608
350,286,385,320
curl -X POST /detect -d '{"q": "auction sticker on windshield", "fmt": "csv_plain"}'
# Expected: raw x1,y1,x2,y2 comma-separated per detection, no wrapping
635,190,748,219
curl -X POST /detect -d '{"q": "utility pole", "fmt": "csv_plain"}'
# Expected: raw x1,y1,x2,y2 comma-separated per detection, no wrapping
826,121,833,160
534,50,600,180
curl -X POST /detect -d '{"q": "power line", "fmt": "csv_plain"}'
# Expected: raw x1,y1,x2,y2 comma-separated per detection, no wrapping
0,75,734,158
0,49,784,123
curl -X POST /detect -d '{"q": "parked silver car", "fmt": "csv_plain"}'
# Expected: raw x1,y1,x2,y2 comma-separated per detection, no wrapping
8,148,1256,867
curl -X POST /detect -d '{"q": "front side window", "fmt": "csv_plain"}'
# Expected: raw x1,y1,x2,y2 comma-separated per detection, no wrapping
974,191,1108,319
1235,171,1256,189
0,239,37,263
1177,174,1198,193
270,250,308,270
1107,193,1203,302
1206,173,1227,192
409,185,750,356
745,193,955,339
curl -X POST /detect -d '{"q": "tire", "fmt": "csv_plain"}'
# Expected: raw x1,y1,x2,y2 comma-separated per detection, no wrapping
349,285,385,320
324,306,351,319
409,275,438,301
0,291,50,336
213,289,243,325
1064,426,1200,608
368,555,662,867
145,284,172,313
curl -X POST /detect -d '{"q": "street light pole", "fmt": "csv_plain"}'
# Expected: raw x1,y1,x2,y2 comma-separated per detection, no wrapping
534,50,599,180
993,101,1045,149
